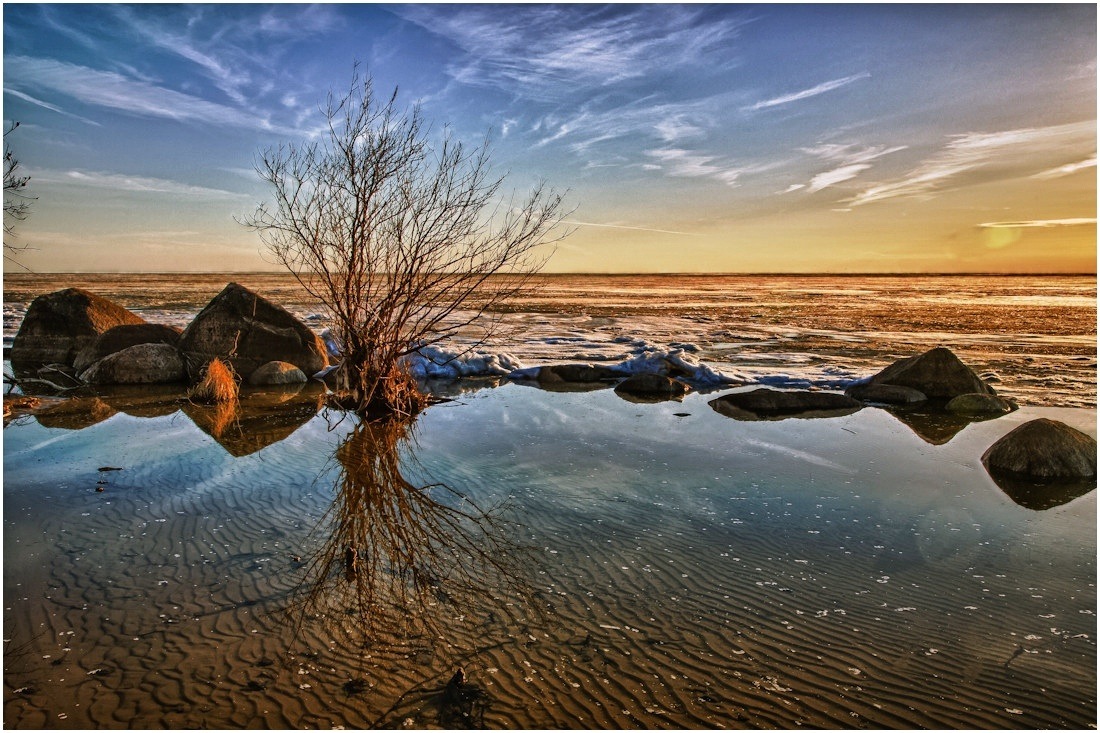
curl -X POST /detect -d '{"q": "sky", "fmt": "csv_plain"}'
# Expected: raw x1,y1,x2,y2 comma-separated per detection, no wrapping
2,3,1096,273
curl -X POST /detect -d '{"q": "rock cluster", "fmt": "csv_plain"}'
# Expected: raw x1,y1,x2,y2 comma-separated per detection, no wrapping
11,283,328,388
10,288,146,367
845,346,1012,412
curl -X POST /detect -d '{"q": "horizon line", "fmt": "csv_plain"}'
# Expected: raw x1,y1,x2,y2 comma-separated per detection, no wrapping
5,270,1096,278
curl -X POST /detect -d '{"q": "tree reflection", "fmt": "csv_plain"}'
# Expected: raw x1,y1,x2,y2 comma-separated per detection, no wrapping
285,413,534,652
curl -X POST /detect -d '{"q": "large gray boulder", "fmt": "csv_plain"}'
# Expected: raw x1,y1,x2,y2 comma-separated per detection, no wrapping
982,419,1097,481
709,388,862,421
11,288,146,368
848,347,994,401
73,323,183,371
79,343,186,385
178,283,327,381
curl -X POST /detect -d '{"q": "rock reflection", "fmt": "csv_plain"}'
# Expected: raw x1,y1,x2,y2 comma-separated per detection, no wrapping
181,383,324,456
986,473,1095,510
286,414,533,653
881,403,1002,445
34,396,117,429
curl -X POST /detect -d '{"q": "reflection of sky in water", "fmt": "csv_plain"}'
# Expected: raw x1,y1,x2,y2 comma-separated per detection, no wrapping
3,384,1095,728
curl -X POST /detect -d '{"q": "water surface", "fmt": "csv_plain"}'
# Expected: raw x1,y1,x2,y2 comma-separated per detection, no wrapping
4,383,1094,728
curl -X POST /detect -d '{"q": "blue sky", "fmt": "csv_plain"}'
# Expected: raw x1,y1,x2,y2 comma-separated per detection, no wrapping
3,3,1096,272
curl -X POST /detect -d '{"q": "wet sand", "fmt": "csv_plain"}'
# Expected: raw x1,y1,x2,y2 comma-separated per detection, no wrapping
3,384,1095,728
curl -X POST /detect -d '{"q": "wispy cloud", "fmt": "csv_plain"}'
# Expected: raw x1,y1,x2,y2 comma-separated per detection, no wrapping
646,148,744,187
564,219,700,236
807,164,872,193
4,88,102,126
851,121,1095,206
29,167,250,199
978,218,1096,229
5,55,288,132
789,142,907,194
746,72,870,111
528,92,731,159
1032,156,1096,179
113,6,253,105
395,5,749,102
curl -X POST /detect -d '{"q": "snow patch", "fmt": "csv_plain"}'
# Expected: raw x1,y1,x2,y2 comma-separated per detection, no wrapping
402,344,524,380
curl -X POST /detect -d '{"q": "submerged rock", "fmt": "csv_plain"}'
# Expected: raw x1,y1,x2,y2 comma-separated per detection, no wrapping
536,363,622,384
945,392,1016,416
849,346,994,400
709,388,862,421
80,343,186,385
248,360,308,386
11,288,146,369
982,418,1097,481
614,373,690,402
178,282,328,381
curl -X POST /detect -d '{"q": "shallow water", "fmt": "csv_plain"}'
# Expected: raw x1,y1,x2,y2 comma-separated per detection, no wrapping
4,273,1096,406
3,383,1095,728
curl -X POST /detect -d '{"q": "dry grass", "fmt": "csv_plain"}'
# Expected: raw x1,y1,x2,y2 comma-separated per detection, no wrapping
188,358,239,403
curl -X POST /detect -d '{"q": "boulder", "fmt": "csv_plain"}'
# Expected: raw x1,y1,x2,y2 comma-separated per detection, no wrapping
73,323,182,371
981,419,1097,481
945,392,1016,416
79,343,186,385
11,288,146,368
177,282,328,380
709,388,862,421
846,382,927,405
614,373,690,402
850,347,994,400
248,360,308,386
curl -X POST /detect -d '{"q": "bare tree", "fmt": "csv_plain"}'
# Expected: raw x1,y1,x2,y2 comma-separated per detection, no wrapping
244,71,569,416
4,121,35,265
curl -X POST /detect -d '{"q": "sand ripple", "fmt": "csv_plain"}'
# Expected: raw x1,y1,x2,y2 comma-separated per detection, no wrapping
4,400,1095,728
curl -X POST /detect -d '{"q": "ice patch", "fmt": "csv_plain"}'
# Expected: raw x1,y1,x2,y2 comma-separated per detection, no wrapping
403,344,524,380
607,343,738,387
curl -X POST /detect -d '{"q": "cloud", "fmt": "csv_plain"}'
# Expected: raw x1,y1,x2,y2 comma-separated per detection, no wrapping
395,5,749,102
978,218,1096,229
4,88,102,126
29,167,250,199
746,72,870,111
851,121,1096,206
5,55,286,132
114,7,253,105
646,148,743,186
529,92,730,157
564,219,700,236
1032,157,1096,179
807,164,872,193
786,142,907,194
